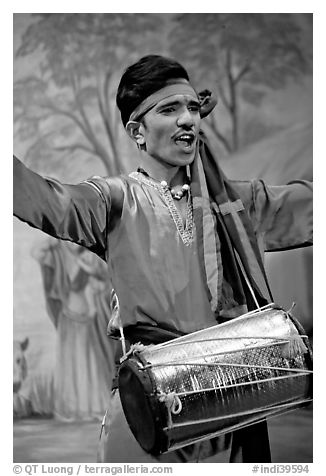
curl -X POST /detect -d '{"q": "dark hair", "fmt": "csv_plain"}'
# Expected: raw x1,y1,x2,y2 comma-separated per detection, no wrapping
116,55,189,126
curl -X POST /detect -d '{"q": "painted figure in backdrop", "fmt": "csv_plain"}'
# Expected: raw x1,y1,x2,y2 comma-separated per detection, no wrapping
33,238,116,421
13,55,312,463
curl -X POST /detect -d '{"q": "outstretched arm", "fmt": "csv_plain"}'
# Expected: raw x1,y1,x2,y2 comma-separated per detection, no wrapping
14,155,110,260
235,178,313,252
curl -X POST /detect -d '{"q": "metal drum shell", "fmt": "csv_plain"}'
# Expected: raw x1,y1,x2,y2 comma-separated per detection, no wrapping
118,306,312,455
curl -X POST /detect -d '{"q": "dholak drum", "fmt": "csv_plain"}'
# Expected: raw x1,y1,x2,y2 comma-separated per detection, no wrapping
118,304,312,455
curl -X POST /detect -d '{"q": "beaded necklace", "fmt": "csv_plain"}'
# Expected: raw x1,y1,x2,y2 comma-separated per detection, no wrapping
137,167,190,200
129,169,194,246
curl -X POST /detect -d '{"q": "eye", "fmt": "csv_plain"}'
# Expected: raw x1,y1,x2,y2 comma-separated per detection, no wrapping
161,106,176,114
188,104,200,113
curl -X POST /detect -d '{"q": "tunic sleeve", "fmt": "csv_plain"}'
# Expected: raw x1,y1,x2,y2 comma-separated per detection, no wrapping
235,179,313,252
13,155,116,260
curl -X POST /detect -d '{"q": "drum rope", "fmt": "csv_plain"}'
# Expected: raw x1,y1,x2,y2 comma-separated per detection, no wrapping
119,342,148,363
153,303,278,349
145,334,309,349
143,360,312,374
140,336,309,369
162,398,313,432
158,391,183,428
160,371,311,399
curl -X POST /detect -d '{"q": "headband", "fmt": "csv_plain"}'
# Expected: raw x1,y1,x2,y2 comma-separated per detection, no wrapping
128,82,199,123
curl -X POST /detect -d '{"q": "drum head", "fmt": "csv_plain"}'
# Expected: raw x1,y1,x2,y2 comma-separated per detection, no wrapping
118,358,168,455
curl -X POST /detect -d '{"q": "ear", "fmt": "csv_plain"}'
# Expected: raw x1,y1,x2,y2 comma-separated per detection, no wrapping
126,121,145,146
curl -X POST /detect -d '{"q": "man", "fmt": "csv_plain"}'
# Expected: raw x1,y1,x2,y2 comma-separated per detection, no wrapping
14,55,312,463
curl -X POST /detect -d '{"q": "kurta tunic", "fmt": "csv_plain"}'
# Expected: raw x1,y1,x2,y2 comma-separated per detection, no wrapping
97,175,217,334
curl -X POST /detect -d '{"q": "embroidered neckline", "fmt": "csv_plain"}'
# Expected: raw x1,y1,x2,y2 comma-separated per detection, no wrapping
129,171,194,246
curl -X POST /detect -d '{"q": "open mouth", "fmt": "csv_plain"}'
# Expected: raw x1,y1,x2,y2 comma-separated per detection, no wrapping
174,133,196,149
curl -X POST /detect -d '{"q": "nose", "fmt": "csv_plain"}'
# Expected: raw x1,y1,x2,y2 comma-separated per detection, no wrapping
176,107,195,128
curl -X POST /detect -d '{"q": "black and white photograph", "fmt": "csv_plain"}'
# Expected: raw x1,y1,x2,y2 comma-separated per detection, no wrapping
12,11,313,467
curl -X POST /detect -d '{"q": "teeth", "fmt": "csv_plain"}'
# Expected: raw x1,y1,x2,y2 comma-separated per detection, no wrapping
174,133,195,148
176,135,194,143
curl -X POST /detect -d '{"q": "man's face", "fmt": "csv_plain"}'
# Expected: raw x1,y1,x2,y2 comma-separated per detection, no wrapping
140,94,201,167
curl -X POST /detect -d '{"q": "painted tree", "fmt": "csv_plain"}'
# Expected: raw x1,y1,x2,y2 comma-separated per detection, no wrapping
171,13,312,153
14,13,163,176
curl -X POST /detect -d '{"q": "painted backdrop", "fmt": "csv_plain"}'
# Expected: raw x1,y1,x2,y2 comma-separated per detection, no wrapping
13,13,313,422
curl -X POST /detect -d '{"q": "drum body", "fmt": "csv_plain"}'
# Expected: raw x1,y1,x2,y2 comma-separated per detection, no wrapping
118,306,312,455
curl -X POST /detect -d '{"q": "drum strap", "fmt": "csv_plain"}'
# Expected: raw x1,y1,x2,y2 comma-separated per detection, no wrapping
234,249,260,309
